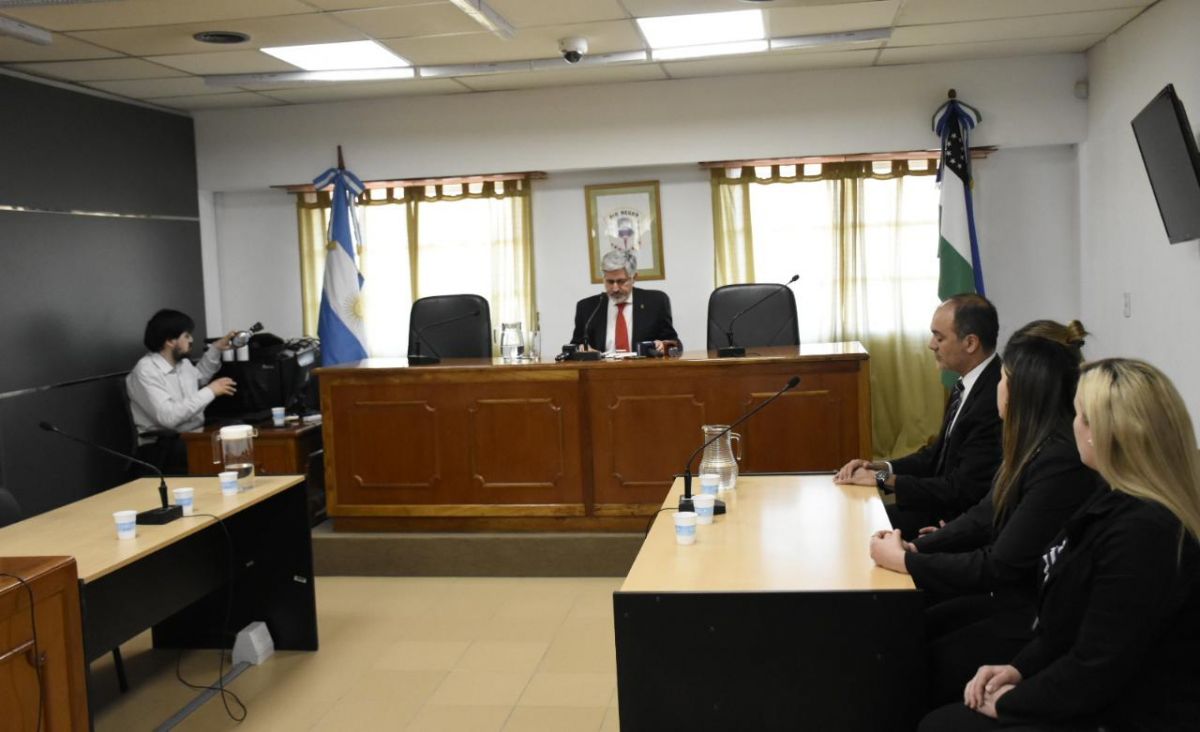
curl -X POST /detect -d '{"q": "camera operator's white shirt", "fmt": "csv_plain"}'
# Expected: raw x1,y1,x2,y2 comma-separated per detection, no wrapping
126,346,222,444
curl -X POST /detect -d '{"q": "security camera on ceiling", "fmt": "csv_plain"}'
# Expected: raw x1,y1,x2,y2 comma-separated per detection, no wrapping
558,37,588,64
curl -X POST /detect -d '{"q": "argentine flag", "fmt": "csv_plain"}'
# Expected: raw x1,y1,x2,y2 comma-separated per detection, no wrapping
934,100,985,300
314,166,369,365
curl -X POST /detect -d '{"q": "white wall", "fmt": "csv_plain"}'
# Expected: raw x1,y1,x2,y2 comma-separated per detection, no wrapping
973,145,1082,348
1081,0,1200,419
197,53,1088,358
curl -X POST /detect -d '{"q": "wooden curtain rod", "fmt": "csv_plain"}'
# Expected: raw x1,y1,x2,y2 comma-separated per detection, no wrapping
275,170,547,193
699,147,996,169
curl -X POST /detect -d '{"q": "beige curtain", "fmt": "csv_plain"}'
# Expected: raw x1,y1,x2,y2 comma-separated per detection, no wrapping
295,178,536,356
711,161,945,458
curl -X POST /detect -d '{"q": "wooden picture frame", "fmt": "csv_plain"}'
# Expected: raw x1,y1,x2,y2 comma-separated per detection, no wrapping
585,180,665,282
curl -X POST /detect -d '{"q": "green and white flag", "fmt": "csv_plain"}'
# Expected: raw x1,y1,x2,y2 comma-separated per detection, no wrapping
935,100,984,299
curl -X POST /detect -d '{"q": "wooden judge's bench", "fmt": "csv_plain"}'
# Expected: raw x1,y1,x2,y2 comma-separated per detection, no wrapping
316,343,871,532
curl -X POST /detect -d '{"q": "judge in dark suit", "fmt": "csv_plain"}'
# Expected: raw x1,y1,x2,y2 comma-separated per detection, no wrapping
571,249,680,355
836,294,1003,539
921,359,1200,731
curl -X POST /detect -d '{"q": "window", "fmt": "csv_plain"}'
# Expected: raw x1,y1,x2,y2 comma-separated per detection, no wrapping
296,179,535,357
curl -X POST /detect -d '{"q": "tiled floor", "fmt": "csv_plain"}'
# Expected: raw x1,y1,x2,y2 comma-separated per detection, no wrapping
92,577,623,731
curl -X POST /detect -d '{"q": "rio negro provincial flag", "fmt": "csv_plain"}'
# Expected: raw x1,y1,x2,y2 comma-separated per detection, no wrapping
313,165,369,365
934,100,984,299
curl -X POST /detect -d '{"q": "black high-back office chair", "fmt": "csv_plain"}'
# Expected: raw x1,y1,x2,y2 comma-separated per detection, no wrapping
407,294,493,360
118,379,180,477
0,486,130,692
706,283,800,351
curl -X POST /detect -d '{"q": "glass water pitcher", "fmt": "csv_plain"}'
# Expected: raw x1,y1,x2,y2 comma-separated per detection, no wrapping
698,424,742,492
212,424,257,490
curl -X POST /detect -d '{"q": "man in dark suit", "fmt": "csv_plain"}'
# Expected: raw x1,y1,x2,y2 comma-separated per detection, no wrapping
571,249,680,354
836,293,1003,538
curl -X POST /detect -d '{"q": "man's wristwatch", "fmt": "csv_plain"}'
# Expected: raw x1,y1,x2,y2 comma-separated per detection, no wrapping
874,468,891,491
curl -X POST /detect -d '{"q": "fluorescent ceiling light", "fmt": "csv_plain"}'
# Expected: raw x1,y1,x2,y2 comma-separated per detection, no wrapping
448,0,515,39
652,40,768,61
637,9,764,49
261,41,409,71
206,68,415,87
0,15,51,45
770,28,891,50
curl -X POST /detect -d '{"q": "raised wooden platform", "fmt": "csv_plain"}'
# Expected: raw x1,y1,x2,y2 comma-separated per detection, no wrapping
311,522,644,577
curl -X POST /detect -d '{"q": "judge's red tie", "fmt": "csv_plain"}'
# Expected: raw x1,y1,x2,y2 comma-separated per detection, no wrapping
615,303,630,352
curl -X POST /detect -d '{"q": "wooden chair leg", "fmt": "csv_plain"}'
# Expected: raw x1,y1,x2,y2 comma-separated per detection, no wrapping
112,646,129,693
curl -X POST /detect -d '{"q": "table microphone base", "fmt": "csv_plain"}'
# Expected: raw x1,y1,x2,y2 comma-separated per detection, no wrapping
138,505,183,525
716,346,745,358
677,496,727,515
566,350,602,361
407,354,441,366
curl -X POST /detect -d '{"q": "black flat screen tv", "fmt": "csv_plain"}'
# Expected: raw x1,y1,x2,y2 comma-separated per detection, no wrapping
1131,83,1200,244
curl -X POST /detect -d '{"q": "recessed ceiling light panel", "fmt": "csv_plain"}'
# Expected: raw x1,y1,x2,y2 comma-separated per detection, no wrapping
637,9,764,50
653,39,769,61
262,40,410,72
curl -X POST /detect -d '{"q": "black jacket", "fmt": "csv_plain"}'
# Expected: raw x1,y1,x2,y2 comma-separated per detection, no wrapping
891,356,1003,521
997,488,1200,730
905,435,1100,638
570,288,679,349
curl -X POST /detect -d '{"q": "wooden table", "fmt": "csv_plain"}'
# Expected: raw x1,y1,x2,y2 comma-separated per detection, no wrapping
318,343,871,532
0,476,318,705
614,474,923,731
181,422,323,477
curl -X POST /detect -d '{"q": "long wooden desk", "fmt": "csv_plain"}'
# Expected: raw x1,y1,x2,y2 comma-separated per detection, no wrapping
0,475,318,707
614,474,924,731
318,343,871,532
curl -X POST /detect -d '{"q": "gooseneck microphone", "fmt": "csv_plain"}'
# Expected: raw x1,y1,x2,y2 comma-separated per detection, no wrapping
408,309,481,366
39,421,182,525
719,274,800,358
677,376,801,513
567,293,605,362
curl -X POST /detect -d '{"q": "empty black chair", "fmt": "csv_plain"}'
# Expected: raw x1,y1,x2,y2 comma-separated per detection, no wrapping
706,283,800,351
0,488,21,528
407,294,493,360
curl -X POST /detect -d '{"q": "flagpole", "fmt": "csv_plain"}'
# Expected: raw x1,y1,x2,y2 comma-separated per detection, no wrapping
336,144,344,171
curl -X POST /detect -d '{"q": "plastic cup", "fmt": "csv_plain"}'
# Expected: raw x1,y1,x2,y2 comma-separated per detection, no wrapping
673,511,697,545
271,406,286,427
692,494,716,524
219,470,239,496
699,473,720,496
172,486,194,516
113,510,137,539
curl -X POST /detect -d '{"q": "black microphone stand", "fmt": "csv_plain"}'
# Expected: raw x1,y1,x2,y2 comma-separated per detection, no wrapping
567,293,605,361
718,275,800,358
677,376,801,514
408,309,481,366
40,422,182,525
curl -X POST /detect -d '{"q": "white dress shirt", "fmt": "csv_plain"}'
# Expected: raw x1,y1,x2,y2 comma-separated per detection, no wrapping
604,291,635,352
126,346,223,444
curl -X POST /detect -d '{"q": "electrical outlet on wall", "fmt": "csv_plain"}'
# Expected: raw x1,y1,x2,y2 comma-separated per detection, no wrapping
1123,292,1132,318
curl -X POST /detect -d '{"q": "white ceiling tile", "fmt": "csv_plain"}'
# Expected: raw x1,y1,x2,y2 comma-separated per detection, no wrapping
148,50,299,75
877,34,1105,65
331,4,485,38
0,34,120,63
8,57,182,82
621,0,882,17
664,46,878,78
67,14,366,57
303,0,445,10
150,92,286,111
767,2,899,36
0,0,315,32
896,0,1152,26
256,77,467,103
454,63,666,92
383,19,646,65
889,8,1142,47
84,76,222,99
486,0,629,28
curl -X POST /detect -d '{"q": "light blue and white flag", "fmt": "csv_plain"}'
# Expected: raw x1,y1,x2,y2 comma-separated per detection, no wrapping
934,100,985,299
314,166,369,365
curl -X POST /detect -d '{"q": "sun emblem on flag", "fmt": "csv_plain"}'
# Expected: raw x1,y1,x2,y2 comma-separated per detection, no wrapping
344,292,366,323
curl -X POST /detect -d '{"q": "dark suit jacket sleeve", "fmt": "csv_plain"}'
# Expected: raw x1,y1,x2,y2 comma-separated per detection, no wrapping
904,446,1091,596
642,290,679,343
571,296,598,345
997,512,1187,724
892,415,1001,517
910,489,993,555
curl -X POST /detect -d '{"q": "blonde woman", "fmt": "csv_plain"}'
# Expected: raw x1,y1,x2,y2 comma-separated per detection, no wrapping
921,359,1200,731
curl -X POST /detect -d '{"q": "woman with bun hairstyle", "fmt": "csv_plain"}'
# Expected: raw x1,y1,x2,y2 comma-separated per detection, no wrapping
921,359,1200,730
870,320,1100,703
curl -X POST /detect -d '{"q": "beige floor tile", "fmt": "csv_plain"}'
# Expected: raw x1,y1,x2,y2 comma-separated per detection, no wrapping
374,640,471,671
537,620,617,674
428,669,533,706
456,640,549,675
502,706,607,732
346,669,450,704
474,616,566,642
518,672,615,708
493,595,576,624
312,697,424,731
600,706,621,732
405,704,513,732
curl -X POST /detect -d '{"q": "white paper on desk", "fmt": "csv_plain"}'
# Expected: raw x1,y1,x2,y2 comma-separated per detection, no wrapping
604,351,640,360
